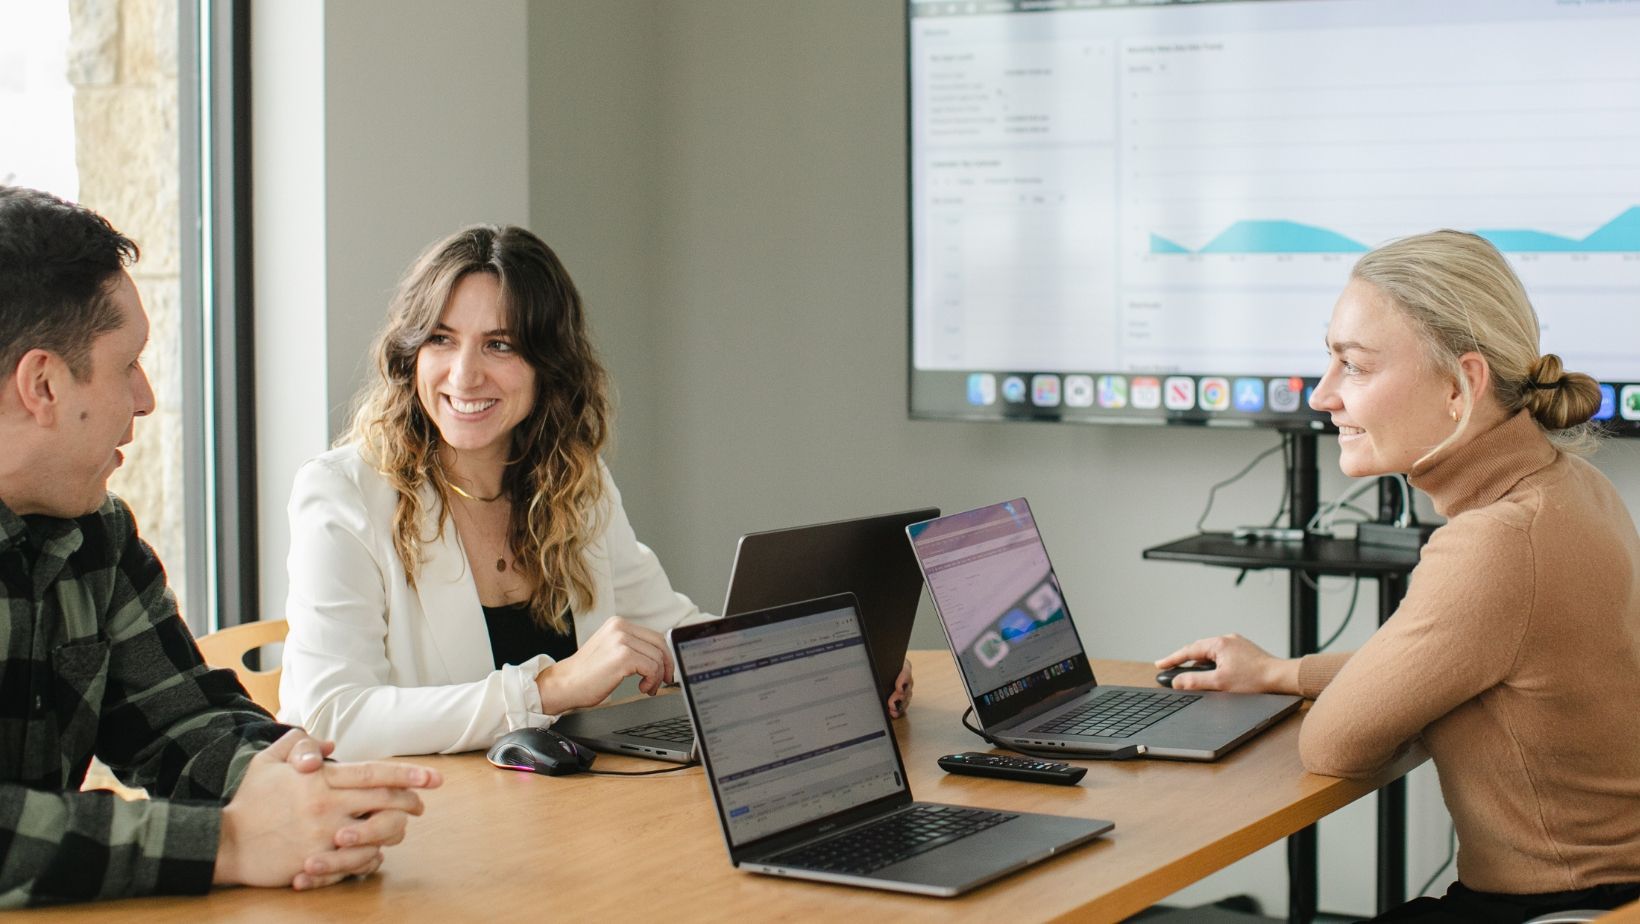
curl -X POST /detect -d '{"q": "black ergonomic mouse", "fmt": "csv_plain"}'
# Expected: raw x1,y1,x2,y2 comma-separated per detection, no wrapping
1156,660,1217,688
486,727,597,776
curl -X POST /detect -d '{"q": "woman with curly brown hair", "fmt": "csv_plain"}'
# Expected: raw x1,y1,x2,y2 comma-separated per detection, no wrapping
275,225,710,760
1158,230,1640,921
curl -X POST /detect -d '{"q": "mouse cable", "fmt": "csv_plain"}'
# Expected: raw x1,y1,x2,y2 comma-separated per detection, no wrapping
960,707,1145,761
583,763,700,777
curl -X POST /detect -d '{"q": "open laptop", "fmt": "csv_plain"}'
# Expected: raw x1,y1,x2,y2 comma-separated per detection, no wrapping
906,499,1301,761
552,507,937,763
670,593,1112,897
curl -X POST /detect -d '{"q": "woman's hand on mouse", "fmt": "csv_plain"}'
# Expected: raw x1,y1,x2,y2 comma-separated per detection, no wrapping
1155,633,1300,695
534,617,674,714
888,659,914,718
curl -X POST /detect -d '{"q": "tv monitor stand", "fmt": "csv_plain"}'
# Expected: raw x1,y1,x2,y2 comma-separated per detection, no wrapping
1143,433,1421,923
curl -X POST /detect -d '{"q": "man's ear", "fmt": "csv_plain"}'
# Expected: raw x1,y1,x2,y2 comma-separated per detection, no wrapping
12,349,63,426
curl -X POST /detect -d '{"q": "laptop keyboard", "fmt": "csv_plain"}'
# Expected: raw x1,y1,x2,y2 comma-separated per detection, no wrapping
769,804,1016,876
1030,688,1200,739
613,714,695,744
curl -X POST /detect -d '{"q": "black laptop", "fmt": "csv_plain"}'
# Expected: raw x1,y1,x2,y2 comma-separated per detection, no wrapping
906,499,1301,761
670,593,1112,897
551,507,937,762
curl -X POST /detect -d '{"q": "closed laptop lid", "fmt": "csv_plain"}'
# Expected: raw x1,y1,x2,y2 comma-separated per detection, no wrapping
906,499,1099,729
672,593,913,865
721,507,938,702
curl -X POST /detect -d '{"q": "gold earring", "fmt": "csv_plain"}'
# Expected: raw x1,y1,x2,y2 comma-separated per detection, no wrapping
1450,409,1459,421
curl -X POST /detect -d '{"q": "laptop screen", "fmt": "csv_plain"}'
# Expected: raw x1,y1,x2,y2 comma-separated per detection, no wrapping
907,499,1096,725
720,507,937,703
676,600,907,847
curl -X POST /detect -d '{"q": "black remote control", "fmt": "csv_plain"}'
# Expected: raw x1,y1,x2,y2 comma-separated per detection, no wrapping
937,752,1087,785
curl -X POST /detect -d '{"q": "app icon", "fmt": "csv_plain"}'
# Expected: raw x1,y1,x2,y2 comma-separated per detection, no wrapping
1622,385,1640,421
1131,376,1161,409
1595,384,1616,421
1163,376,1195,411
1268,377,1303,412
1002,375,1026,404
966,372,996,406
1031,374,1061,407
1199,377,1230,411
1063,374,1094,407
974,630,1010,668
1096,375,1128,408
1026,582,1063,621
1232,378,1265,412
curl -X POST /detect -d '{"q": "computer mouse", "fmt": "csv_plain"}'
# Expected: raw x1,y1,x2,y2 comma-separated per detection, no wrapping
486,727,597,776
1156,660,1216,688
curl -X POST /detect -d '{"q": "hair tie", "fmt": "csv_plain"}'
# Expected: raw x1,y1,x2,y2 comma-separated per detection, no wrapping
1527,379,1563,390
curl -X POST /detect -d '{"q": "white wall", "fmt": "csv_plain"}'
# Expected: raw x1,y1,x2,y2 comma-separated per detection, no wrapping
253,0,530,624
251,0,329,624
525,1,1640,917
526,1,664,505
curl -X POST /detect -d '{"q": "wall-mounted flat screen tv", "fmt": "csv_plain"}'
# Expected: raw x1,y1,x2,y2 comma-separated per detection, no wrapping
907,0,1640,434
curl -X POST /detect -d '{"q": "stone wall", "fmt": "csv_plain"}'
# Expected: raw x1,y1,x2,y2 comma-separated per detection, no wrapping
68,0,189,620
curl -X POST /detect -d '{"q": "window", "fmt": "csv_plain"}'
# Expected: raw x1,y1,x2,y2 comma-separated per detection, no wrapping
1,0,255,633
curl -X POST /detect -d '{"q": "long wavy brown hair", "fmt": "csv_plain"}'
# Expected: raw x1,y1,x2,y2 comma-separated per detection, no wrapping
343,225,610,632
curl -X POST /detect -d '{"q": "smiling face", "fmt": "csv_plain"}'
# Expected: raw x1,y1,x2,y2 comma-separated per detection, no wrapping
54,271,156,515
414,271,537,466
1308,278,1462,477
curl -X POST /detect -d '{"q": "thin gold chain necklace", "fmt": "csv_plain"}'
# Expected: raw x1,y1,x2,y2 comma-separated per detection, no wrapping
440,465,509,570
438,456,505,503
446,479,504,503
445,483,511,573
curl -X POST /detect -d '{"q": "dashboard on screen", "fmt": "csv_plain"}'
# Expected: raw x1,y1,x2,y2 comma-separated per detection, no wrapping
907,0,1640,433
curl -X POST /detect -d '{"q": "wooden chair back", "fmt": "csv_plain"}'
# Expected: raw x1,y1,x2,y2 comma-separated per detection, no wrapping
195,619,288,714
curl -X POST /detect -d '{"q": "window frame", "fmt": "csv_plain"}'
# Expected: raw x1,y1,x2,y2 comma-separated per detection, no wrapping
179,0,258,633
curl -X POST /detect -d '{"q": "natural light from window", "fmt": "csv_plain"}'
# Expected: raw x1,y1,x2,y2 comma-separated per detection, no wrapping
0,1,77,197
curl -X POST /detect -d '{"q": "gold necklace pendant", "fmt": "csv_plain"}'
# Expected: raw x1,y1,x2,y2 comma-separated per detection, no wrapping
495,557,507,573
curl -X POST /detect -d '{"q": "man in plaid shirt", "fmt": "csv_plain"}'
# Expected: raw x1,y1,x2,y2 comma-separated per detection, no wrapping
0,187,443,906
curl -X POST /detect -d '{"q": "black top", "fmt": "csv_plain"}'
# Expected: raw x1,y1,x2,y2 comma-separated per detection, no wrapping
481,602,577,670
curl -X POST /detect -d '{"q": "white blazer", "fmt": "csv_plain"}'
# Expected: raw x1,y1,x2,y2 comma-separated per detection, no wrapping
277,445,709,760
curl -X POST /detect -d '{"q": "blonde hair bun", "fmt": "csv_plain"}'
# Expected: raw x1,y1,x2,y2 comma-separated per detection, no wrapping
1523,353,1603,430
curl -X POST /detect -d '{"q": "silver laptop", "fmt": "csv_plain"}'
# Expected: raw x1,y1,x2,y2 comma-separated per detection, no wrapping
907,499,1301,761
670,593,1112,897
552,507,937,763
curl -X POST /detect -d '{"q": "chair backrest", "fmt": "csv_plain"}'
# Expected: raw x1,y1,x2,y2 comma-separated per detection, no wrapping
195,619,288,715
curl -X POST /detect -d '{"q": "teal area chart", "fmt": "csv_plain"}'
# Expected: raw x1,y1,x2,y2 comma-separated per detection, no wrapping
1151,208,1640,256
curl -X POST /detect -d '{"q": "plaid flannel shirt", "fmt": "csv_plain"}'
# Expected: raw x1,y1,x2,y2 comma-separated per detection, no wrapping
0,493,289,907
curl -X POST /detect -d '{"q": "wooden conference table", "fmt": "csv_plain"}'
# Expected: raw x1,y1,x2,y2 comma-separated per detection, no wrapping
40,651,1421,924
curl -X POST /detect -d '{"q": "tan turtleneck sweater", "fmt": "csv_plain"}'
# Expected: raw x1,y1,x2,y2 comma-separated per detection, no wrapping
1295,410,1640,894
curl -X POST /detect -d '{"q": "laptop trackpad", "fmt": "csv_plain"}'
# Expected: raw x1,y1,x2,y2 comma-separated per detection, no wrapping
876,814,1110,889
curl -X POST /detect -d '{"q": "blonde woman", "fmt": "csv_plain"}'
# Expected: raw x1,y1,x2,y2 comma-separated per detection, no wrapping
1158,231,1640,921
